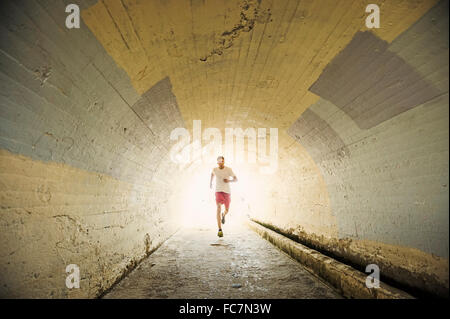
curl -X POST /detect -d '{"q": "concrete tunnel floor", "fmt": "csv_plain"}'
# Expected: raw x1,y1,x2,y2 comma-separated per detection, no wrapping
102,219,342,299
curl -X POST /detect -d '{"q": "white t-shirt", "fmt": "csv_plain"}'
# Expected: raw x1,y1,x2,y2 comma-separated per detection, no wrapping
212,166,235,194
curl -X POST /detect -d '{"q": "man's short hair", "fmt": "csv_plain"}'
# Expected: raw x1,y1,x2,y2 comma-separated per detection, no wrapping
217,156,224,161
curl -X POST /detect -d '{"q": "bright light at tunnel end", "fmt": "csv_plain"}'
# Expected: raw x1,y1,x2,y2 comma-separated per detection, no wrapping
167,120,277,229
175,161,260,229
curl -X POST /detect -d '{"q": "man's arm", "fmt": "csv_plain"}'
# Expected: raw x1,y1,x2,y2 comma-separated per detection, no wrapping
210,171,214,189
224,170,238,183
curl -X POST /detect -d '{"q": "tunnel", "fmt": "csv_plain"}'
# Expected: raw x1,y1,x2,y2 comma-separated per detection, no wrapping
0,0,448,300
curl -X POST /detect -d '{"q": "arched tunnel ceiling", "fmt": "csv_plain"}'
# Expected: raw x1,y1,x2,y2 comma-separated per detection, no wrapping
81,0,440,132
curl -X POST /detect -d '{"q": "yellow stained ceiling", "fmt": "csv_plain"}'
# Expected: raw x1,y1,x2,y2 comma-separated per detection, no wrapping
82,0,439,139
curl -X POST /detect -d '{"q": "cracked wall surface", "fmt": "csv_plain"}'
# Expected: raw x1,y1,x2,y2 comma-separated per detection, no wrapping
0,149,178,298
285,0,449,297
200,0,272,62
0,0,183,298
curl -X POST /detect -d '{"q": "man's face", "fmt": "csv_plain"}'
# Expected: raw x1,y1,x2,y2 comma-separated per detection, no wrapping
217,158,224,168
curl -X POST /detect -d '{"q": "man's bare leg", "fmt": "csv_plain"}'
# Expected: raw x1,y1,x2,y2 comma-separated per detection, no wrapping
221,206,229,225
216,203,222,229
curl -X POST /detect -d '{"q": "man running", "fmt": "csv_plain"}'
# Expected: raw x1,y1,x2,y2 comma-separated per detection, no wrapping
210,156,238,237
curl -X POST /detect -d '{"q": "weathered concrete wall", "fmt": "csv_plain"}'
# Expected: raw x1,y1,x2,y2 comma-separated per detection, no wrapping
0,149,179,298
280,1,449,297
0,0,184,298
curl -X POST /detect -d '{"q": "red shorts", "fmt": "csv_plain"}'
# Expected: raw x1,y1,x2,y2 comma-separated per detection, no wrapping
215,192,231,210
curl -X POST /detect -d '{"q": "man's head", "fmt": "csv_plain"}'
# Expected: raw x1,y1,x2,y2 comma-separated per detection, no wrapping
217,156,224,168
